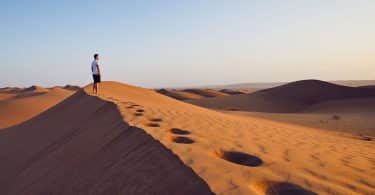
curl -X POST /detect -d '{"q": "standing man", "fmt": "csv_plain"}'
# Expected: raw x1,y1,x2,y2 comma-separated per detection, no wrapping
91,53,101,95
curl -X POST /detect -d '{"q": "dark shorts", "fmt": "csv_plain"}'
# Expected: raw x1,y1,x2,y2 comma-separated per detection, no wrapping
93,74,101,83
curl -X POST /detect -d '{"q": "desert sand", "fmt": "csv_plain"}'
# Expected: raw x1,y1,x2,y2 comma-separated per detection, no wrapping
0,88,213,195
0,86,75,128
225,111,375,138
93,82,374,194
187,80,375,137
0,81,374,195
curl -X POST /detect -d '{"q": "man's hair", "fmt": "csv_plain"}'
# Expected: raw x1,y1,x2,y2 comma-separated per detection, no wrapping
94,53,99,59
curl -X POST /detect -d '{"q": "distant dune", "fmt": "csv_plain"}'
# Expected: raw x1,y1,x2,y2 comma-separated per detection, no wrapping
156,89,205,100
0,86,74,128
156,88,247,101
1,81,374,194
62,84,81,91
156,88,227,100
182,89,228,98
189,79,375,113
204,80,375,90
219,88,248,95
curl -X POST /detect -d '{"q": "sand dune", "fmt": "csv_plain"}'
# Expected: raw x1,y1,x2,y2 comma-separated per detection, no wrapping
219,89,248,95
306,97,375,113
156,88,248,101
0,90,213,195
156,88,229,100
62,84,81,91
0,86,74,128
182,89,229,98
189,80,375,113
1,81,374,194
205,80,375,90
156,89,205,100
86,81,373,195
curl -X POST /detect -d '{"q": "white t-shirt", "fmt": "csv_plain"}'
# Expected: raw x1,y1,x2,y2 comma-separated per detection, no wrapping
91,60,99,75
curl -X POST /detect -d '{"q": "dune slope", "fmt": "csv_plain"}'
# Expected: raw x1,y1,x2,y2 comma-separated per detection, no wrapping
0,90,213,195
0,86,74,128
88,81,374,195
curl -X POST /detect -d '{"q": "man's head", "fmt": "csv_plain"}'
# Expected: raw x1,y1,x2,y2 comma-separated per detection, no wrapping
94,53,99,60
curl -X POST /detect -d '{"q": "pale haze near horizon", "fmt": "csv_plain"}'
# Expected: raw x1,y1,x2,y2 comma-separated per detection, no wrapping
1,1,374,88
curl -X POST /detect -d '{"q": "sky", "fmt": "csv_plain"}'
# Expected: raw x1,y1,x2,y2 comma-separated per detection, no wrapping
1,0,375,88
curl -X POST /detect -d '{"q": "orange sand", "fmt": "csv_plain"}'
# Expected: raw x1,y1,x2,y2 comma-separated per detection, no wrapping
0,86,74,128
0,81,374,195
90,82,375,195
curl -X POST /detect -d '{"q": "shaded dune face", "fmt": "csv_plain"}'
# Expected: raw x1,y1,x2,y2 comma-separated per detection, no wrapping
0,91,213,195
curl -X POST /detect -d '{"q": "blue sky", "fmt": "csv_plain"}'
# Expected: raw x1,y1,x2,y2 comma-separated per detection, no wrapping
2,1,375,88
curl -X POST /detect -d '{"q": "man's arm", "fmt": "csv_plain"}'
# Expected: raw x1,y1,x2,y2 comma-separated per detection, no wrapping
96,64,101,75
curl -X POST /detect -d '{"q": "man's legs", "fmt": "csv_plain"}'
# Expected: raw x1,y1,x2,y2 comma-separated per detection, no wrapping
96,82,100,95
93,83,97,94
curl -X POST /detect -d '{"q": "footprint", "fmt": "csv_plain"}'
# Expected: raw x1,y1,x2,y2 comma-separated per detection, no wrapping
146,122,160,127
358,179,375,189
359,135,372,141
215,149,262,167
136,109,144,113
170,128,191,135
171,136,195,144
149,118,163,122
134,113,143,116
257,144,267,154
249,180,317,195
283,149,291,162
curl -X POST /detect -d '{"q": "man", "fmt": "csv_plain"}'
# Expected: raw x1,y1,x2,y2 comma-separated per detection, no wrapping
91,53,101,95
